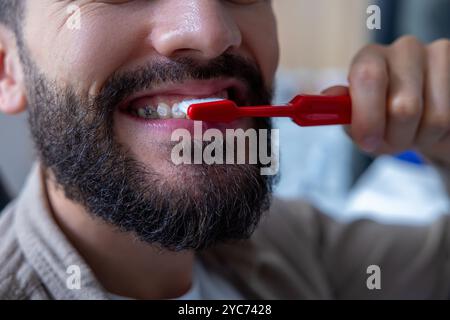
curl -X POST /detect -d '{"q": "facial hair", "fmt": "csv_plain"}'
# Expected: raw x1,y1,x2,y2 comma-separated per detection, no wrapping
20,49,275,251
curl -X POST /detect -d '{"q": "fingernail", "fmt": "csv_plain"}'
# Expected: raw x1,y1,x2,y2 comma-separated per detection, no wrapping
362,136,381,153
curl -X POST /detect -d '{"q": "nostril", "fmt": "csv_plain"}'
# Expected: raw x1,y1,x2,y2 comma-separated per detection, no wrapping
170,48,205,60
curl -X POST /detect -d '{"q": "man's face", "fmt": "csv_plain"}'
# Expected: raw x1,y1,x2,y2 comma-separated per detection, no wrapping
19,0,280,250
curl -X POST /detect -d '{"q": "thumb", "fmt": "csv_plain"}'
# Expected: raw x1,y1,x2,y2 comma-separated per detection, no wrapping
320,85,352,140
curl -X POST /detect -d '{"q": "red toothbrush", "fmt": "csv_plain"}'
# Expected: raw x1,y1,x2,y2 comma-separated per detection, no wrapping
187,95,352,126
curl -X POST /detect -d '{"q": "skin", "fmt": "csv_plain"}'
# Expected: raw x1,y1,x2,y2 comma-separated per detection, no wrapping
0,0,449,298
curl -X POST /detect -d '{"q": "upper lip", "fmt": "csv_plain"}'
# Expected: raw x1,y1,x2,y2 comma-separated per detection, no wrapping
118,78,247,111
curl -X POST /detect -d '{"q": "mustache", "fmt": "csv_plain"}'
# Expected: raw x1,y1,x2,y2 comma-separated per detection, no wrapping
93,53,272,113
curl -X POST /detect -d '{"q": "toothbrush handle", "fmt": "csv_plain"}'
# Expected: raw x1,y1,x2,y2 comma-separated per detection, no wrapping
292,95,352,126
188,100,295,122
238,95,352,126
187,95,352,126
237,105,295,118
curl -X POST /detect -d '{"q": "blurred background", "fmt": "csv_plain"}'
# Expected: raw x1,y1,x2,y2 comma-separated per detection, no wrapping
1,0,449,223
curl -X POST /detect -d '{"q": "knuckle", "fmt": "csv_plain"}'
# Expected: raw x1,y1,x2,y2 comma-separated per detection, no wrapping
429,38,450,52
362,43,385,53
354,44,385,59
427,39,450,68
350,62,387,86
389,95,422,122
393,35,422,47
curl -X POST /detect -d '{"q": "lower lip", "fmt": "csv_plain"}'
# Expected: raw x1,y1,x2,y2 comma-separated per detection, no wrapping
117,109,246,134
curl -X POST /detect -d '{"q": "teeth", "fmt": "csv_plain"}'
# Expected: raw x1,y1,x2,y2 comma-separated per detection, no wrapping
137,108,147,118
171,103,186,119
133,97,226,120
156,103,171,119
136,106,159,119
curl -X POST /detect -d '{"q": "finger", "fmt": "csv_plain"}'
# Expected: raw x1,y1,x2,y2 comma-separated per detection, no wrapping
321,86,354,140
416,39,450,147
321,85,349,96
348,44,388,153
385,36,425,150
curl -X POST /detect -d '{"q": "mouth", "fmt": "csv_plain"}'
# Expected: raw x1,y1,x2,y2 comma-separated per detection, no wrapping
118,79,246,121
113,79,255,165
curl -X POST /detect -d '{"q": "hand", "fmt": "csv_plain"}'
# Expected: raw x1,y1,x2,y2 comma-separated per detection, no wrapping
323,36,450,166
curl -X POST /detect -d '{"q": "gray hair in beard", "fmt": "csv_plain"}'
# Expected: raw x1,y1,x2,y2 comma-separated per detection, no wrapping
21,50,276,251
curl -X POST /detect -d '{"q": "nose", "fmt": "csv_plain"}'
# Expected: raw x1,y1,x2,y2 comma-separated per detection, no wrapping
150,0,242,60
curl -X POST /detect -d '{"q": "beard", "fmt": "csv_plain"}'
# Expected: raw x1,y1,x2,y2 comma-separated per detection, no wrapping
20,48,275,251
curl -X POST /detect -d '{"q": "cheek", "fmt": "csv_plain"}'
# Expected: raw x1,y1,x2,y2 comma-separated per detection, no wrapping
237,9,279,88
61,23,145,95
24,5,147,95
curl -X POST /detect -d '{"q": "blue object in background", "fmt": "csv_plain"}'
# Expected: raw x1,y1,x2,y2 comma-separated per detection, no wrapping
395,151,425,166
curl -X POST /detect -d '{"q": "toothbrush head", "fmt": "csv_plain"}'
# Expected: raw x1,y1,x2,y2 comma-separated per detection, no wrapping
187,99,239,122
176,98,226,118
